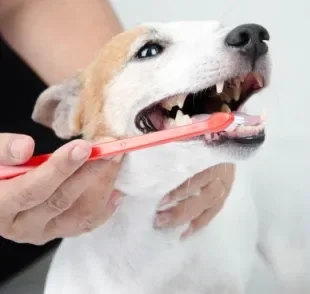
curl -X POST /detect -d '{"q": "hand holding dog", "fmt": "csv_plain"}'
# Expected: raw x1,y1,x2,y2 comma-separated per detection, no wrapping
155,163,235,238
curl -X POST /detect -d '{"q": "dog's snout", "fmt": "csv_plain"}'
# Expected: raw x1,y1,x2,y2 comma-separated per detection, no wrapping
225,24,270,62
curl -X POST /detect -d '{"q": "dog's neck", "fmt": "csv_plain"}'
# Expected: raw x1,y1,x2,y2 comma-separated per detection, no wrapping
115,140,235,199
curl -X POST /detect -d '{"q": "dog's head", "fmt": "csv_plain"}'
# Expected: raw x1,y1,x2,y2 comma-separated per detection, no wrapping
32,21,271,164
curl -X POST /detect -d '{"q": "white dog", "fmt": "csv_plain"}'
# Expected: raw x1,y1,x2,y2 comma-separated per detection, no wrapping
31,21,306,294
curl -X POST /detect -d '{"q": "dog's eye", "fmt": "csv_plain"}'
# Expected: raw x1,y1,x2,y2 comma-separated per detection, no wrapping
136,42,164,59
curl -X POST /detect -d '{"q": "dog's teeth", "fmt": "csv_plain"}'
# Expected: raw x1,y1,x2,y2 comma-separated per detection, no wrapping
162,94,186,110
235,125,263,137
258,124,265,132
176,94,186,109
239,75,246,82
232,78,241,100
162,100,174,111
234,78,241,88
212,133,220,141
204,134,213,143
253,72,264,87
216,81,225,93
182,114,191,125
221,104,231,113
167,118,176,127
175,110,183,121
162,96,178,110
175,110,191,126
233,85,241,101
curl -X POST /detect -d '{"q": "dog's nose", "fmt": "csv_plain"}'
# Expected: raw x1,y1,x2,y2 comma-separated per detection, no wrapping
225,24,270,62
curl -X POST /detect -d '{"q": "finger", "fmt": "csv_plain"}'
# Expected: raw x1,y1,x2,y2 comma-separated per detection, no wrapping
159,163,234,206
44,153,122,229
155,178,225,228
0,139,91,215
181,201,225,239
68,157,123,217
16,149,123,238
11,150,123,243
0,133,34,165
160,170,215,206
44,191,121,240
13,159,111,227
48,153,122,219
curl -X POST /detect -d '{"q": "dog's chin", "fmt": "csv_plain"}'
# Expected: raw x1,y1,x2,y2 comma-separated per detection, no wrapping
208,139,264,161
180,134,265,162
199,129,265,160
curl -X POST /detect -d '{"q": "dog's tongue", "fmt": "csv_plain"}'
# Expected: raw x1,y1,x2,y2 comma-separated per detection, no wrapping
192,112,262,126
148,108,165,130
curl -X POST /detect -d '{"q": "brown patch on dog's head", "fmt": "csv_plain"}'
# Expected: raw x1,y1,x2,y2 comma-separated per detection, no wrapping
32,27,145,140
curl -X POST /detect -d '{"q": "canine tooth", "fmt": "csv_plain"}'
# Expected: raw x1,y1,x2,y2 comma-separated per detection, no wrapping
176,94,186,109
175,110,183,120
253,72,264,87
239,75,245,82
233,87,241,100
162,96,178,110
162,94,186,110
162,99,174,111
233,81,241,100
221,104,231,113
216,81,224,93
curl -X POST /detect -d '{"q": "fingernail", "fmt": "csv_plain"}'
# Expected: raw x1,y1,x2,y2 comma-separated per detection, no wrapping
71,145,91,161
154,213,172,227
181,227,194,239
112,154,124,163
159,195,171,207
9,138,27,159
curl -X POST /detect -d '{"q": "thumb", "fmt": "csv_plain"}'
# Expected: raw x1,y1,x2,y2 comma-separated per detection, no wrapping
0,133,35,165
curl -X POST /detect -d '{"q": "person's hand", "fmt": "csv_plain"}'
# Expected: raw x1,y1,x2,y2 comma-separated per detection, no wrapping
155,163,235,238
0,133,123,245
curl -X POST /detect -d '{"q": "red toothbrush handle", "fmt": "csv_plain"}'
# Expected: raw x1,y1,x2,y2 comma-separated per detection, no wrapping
88,112,233,159
0,112,233,180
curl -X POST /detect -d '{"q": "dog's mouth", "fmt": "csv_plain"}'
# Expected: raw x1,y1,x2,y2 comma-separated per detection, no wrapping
135,72,266,145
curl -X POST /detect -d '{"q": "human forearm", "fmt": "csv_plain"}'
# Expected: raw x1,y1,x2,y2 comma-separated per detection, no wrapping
0,0,123,85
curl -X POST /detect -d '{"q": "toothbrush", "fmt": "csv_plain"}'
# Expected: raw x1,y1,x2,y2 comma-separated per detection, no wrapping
0,112,244,180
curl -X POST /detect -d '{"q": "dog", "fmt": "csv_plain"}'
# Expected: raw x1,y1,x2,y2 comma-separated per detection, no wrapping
32,21,275,294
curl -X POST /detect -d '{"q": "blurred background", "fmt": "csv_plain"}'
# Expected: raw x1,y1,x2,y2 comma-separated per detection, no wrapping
1,0,309,293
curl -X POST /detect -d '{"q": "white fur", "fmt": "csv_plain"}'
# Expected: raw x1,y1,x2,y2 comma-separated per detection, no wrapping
32,21,308,294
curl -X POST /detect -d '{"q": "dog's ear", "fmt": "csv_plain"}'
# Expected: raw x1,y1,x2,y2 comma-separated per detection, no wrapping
32,74,83,139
